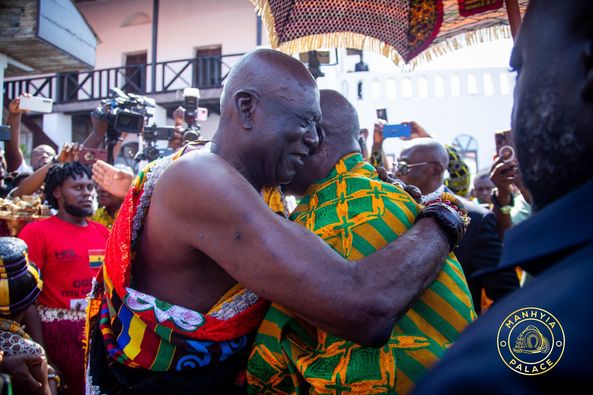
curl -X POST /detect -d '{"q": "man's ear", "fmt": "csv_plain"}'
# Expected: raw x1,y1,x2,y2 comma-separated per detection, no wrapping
53,186,62,204
582,41,593,101
432,163,445,178
234,90,257,130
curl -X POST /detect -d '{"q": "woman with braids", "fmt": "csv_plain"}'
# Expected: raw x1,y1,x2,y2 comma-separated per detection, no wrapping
19,162,109,395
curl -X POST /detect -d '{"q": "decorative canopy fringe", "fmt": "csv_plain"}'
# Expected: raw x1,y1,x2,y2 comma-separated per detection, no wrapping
251,0,515,70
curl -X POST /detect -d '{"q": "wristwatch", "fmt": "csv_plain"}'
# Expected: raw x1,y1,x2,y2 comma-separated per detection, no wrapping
491,189,514,215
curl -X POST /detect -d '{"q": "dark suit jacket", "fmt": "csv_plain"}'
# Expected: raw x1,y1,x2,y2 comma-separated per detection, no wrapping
453,196,519,313
414,180,593,394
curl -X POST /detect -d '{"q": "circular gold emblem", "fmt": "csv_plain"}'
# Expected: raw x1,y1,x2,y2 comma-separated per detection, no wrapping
497,307,565,375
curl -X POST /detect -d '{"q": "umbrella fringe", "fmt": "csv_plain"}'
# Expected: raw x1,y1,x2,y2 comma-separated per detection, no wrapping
272,25,511,70
251,0,512,71
405,25,513,70
251,0,280,47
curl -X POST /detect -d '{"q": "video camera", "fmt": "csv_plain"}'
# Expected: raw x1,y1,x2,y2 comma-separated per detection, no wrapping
95,88,155,135
135,124,176,163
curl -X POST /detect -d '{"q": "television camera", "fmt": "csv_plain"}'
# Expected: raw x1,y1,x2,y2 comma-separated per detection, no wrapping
92,88,156,164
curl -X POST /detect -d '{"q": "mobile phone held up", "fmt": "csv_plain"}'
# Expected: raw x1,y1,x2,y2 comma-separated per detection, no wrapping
383,123,411,139
495,130,515,162
19,96,53,113
376,108,388,122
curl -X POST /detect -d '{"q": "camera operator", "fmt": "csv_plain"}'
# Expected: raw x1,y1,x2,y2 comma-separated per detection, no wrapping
83,104,127,162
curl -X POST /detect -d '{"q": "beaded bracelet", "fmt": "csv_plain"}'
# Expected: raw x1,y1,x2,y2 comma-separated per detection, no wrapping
424,192,471,230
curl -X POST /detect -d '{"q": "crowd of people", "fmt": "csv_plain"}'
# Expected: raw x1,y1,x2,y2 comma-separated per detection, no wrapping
0,0,590,393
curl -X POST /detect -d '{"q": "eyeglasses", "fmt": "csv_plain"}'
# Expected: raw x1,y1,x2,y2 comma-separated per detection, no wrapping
395,161,443,175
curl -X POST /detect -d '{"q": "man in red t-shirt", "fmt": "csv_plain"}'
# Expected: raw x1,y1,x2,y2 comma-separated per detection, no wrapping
20,162,108,395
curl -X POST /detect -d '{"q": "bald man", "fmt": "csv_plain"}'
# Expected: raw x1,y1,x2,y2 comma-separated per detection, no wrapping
86,49,464,392
397,139,519,314
248,90,475,394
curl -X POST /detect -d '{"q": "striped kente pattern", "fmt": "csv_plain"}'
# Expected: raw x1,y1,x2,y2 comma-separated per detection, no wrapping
247,153,476,394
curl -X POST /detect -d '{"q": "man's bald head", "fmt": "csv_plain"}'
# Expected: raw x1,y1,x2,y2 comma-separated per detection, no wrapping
212,48,322,189
286,89,361,196
397,138,449,195
318,89,360,145
400,138,449,169
220,48,318,117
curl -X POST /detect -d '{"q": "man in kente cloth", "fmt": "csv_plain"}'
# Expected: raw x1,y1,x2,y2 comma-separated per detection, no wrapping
85,49,467,394
247,90,476,394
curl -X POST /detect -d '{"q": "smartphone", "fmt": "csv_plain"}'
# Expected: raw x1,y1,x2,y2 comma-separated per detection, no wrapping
495,129,515,162
383,123,411,139
19,95,53,113
79,147,107,165
376,108,388,122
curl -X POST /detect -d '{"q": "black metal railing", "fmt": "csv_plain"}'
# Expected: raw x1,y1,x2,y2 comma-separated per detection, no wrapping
3,53,243,104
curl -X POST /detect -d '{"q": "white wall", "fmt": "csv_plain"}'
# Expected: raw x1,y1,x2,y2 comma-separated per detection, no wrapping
77,0,260,70
43,113,72,148
318,67,515,172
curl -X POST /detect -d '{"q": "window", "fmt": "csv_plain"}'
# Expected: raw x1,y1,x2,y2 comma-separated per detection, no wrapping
451,75,460,97
341,81,349,98
418,77,429,98
194,46,222,88
402,78,413,98
434,76,445,98
467,74,478,95
500,72,511,95
483,73,494,96
386,79,397,100
123,52,147,94
371,80,381,99
59,71,80,102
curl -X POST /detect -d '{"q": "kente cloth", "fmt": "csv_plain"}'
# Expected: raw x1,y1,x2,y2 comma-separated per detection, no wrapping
85,151,281,389
247,153,476,395
90,207,117,230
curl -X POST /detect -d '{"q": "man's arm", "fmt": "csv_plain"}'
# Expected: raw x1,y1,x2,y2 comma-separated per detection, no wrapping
5,97,28,172
160,153,451,346
10,143,81,198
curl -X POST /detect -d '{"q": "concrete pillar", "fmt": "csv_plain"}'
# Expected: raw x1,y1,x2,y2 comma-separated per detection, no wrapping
0,53,7,124
43,113,72,148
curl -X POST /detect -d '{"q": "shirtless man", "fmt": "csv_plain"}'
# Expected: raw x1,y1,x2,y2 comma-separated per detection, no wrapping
86,49,464,393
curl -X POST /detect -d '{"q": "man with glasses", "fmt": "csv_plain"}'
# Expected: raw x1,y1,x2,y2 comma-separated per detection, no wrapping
396,138,519,314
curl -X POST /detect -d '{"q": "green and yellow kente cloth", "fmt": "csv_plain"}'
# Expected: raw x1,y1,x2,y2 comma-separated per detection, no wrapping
247,153,476,394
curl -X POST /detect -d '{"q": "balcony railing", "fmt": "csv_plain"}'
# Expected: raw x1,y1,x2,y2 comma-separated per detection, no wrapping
3,53,244,104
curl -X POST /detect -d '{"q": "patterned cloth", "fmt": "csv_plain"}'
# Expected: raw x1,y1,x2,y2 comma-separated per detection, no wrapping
247,153,476,394
90,207,116,230
252,0,529,66
85,151,285,390
0,318,44,357
444,145,471,198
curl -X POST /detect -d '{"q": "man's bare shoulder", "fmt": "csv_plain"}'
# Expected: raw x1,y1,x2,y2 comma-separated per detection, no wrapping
152,150,258,217
160,150,240,191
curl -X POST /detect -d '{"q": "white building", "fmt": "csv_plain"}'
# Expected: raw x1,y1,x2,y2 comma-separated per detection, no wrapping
3,0,514,173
